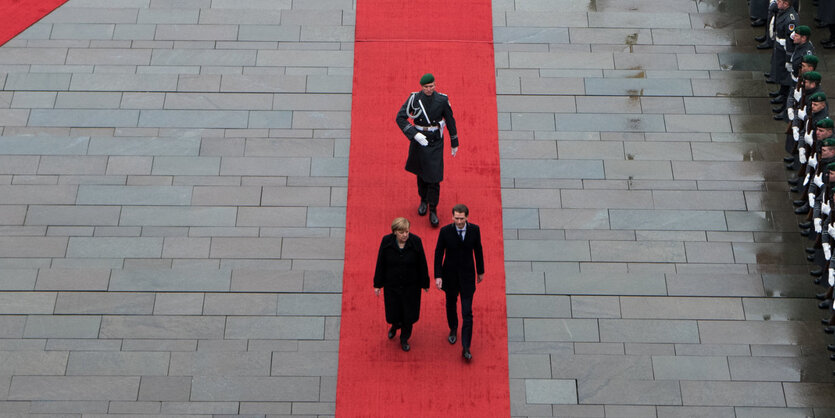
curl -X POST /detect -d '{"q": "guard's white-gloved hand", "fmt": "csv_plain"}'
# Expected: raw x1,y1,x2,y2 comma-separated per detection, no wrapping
809,193,817,207
785,62,792,71
792,74,799,83
799,147,807,163
825,243,832,260
815,173,824,187
803,173,811,186
794,89,802,101
799,107,807,120
451,147,458,157
792,126,800,141
788,108,796,121
829,223,835,237
815,218,823,233
805,131,814,146
826,201,833,215
777,37,786,47
810,153,819,168
414,132,428,146
829,268,835,287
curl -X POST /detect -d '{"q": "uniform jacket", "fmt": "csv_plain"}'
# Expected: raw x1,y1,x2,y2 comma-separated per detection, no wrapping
396,91,458,183
434,222,484,297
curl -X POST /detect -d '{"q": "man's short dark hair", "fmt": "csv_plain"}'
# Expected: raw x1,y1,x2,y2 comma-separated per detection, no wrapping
452,204,469,216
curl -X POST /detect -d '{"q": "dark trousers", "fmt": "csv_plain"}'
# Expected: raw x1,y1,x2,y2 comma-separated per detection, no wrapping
445,289,473,349
399,322,412,343
417,176,440,209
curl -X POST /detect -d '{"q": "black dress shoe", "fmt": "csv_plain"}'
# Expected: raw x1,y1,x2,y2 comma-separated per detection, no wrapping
764,72,772,78
827,344,835,352
794,199,806,207
822,318,832,325
448,329,457,344
807,247,817,254
808,253,817,262
757,42,773,50
818,293,828,301
388,325,397,339
822,39,835,46
815,277,823,285
773,105,786,113
790,186,801,193
801,228,811,237
429,210,439,226
401,341,410,352
462,348,472,361
785,163,796,170
812,267,824,276
774,112,786,120
824,42,835,49
787,175,799,183
799,221,812,228
820,301,830,309
418,201,427,216
830,354,835,361
770,90,782,98
751,18,766,27
756,35,768,43
796,205,810,214
771,95,786,104
825,326,834,334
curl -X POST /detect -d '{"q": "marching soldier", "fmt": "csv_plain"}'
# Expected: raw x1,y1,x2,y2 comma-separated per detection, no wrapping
396,73,459,227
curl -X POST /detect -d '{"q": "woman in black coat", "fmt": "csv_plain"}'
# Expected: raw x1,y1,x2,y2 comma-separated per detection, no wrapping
373,217,430,352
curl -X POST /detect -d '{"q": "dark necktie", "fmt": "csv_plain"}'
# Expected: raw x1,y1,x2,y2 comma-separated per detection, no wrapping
458,229,464,241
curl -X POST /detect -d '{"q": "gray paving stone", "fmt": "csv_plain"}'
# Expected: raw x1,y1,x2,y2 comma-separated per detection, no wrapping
23,315,101,339
609,209,726,231
546,272,666,296
121,206,236,227
66,237,162,258
203,293,276,315
54,292,154,314
109,269,230,292
0,185,77,204
280,237,344,260
728,356,801,382
0,237,67,258
620,297,743,320
277,294,341,316
506,239,590,262
25,205,120,226
66,351,169,376
162,237,211,259
552,354,652,380
0,292,55,314
539,208,609,230
652,355,730,380
578,379,682,405
35,268,111,291
271,351,338,376
501,159,604,179
699,321,820,345
0,269,37,291
153,293,204,315
190,376,319,401
523,318,599,342
88,137,201,156
152,156,220,175
681,381,785,407
76,185,191,205
507,295,571,318
169,351,271,376
8,376,140,401
0,351,68,375
100,316,225,339
4,73,71,91
224,316,325,339
599,319,699,343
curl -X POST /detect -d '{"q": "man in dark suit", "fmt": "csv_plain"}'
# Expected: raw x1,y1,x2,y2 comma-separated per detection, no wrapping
434,204,484,361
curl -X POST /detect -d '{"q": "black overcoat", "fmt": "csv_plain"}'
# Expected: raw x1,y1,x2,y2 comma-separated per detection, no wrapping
373,233,430,325
821,0,835,26
396,91,458,183
771,7,798,85
434,222,485,298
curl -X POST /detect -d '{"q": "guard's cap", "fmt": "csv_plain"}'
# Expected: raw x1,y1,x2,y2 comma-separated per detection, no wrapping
795,25,812,36
810,91,828,102
827,162,835,171
805,71,822,82
420,73,435,85
803,55,819,66
821,137,835,147
819,118,835,129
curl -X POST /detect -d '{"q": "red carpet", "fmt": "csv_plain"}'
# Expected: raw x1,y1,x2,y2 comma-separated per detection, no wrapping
0,0,68,46
336,1,509,417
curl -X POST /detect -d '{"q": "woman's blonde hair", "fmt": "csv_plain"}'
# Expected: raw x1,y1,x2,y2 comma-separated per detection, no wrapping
391,217,410,232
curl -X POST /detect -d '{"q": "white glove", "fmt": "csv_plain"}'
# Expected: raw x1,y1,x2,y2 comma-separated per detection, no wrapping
451,147,458,157
414,132,428,146
829,268,835,287
799,107,807,120
824,201,832,215
777,37,786,47
805,131,814,146
825,243,832,260
788,108,796,121
803,173,811,186
815,218,823,233
815,173,824,187
799,147,807,163
810,153,819,168
828,223,835,237
792,74,799,83
794,89,802,101
792,126,800,141
785,62,792,71
809,192,816,207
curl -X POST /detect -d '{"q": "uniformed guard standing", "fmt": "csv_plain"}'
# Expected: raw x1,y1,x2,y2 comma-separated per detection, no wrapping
771,0,799,120
395,73,459,227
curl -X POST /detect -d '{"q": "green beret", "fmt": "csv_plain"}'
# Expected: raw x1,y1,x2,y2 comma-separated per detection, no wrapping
821,138,835,147
805,71,822,82
810,91,827,102
827,162,835,171
803,55,819,65
819,118,835,129
795,25,811,36
419,73,434,85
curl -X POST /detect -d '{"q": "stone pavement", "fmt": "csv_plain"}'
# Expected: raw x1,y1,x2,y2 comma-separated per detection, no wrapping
0,0,833,416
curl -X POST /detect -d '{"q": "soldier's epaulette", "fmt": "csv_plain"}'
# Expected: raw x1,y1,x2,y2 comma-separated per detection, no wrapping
437,92,448,97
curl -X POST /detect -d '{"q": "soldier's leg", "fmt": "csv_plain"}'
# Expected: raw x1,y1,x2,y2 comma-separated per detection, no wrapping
417,176,428,202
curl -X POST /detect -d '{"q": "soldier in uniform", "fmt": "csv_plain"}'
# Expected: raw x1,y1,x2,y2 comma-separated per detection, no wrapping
784,55,819,167
767,0,797,89
396,73,459,227
775,25,815,117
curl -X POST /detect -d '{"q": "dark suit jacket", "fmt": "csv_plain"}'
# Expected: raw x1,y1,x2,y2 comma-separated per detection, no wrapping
434,222,484,297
